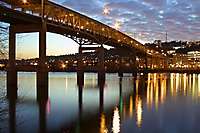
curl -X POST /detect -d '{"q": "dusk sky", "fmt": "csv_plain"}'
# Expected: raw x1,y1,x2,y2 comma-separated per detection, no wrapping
17,0,200,59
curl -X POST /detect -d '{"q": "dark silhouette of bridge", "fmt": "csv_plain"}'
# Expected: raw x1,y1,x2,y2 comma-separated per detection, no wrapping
0,0,167,100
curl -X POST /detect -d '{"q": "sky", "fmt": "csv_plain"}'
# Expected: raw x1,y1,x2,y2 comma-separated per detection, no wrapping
16,0,200,59
16,33,79,59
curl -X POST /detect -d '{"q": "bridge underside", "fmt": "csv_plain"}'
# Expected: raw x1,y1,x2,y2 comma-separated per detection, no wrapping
0,2,168,102
5,22,141,101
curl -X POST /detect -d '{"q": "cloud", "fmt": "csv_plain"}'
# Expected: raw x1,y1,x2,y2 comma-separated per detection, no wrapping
54,0,200,42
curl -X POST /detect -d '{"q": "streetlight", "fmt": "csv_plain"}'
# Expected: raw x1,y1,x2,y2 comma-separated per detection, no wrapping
22,0,27,4
103,6,110,15
114,21,121,30
62,64,66,69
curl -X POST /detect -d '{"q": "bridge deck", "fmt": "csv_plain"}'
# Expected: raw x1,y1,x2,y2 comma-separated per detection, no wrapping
0,0,164,58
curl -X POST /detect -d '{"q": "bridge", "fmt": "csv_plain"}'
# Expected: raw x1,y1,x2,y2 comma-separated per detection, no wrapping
0,0,167,100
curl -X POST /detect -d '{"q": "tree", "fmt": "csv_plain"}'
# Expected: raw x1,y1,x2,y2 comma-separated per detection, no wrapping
0,23,8,58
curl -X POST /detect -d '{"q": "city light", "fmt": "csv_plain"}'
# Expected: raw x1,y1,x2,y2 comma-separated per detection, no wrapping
0,64,5,67
103,6,110,15
114,21,121,30
62,64,66,68
2,0,200,133
22,0,27,4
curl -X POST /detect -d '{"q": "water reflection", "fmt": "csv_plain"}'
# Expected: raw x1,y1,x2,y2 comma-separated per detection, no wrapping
100,113,107,133
135,95,142,128
112,107,120,133
129,96,133,118
38,100,47,133
9,99,16,133
3,72,200,132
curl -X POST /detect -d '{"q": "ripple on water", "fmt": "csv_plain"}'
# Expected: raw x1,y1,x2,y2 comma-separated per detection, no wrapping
0,71,9,131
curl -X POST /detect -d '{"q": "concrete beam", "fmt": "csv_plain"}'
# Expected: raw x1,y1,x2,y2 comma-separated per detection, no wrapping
77,46,84,86
37,22,48,101
12,24,42,33
7,25,17,100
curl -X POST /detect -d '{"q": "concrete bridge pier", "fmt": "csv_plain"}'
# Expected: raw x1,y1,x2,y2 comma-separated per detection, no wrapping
6,24,48,101
119,77,123,114
133,77,137,94
155,57,159,68
137,74,148,95
131,50,137,77
78,84,83,113
144,56,150,74
145,57,148,69
7,25,17,100
36,71,48,101
77,46,84,86
37,22,48,102
99,82,104,113
118,71,123,77
97,46,105,86
118,58,123,77
164,58,169,69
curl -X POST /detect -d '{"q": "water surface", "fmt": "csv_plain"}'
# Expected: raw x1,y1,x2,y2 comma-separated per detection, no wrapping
1,72,200,133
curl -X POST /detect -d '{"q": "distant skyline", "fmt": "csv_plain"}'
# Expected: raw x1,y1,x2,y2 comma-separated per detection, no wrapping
7,0,200,59
16,33,79,59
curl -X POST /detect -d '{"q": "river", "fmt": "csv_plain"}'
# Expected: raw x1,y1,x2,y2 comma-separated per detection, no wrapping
1,72,200,132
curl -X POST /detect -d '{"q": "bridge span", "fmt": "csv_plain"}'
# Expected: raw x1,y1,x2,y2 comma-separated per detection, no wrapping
0,0,167,100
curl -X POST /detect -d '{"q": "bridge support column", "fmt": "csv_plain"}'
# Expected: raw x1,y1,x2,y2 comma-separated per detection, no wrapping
99,82,104,113
132,50,137,77
150,57,155,69
77,46,84,86
119,77,123,114
133,77,137,95
143,56,148,74
118,72,123,77
98,46,105,85
78,84,83,113
155,58,159,69
37,23,48,101
164,58,168,69
118,58,123,77
7,26,17,100
145,57,148,69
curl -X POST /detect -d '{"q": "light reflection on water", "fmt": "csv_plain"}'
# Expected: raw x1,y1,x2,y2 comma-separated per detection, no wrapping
112,107,120,133
1,72,200,132
100,112,108,133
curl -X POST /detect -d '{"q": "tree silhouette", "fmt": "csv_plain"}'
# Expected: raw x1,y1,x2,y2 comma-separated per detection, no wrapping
0,23,8,58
